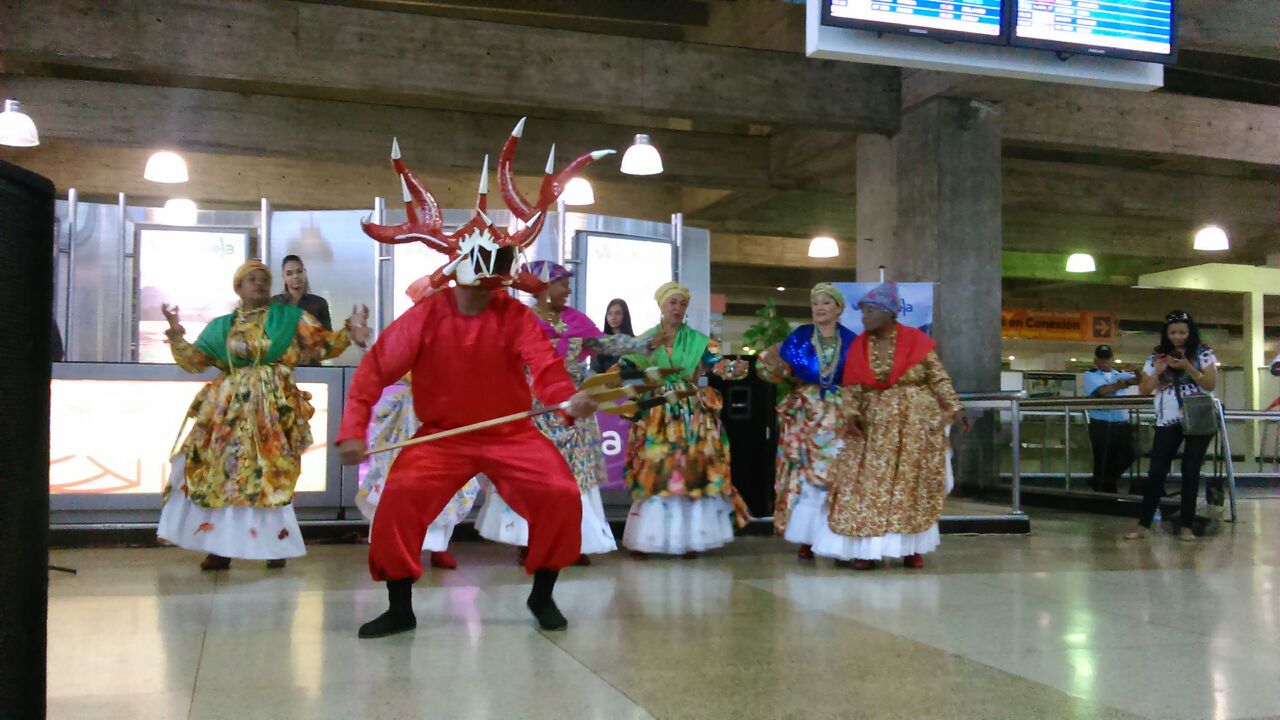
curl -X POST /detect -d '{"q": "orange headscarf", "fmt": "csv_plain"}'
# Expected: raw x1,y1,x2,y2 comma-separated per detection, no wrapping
232,260,271,291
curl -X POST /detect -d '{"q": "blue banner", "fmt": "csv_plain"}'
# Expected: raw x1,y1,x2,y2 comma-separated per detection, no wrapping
833,282,935,336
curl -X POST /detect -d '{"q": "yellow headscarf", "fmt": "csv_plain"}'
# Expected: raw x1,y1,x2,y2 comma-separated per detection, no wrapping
232,260,271,291
810,282,845,309
653,281,691,306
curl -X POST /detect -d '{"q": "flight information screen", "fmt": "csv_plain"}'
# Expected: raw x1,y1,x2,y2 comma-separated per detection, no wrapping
1013,0,1174,58
826,0,1004,39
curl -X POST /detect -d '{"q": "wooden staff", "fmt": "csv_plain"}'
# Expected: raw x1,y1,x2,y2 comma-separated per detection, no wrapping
364,370,683,456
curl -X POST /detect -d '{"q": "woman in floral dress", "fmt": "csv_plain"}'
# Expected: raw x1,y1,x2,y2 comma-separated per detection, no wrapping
357,376,480,570
757,283,857,561
813,282,964,570
157,260,369,570
475,262,654,565
620,281,750,558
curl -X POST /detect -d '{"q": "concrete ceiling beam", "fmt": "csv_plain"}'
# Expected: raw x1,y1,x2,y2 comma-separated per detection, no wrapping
0,0,899,132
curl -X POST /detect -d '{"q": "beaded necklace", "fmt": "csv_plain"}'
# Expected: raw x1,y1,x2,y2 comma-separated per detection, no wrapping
810,326,840,390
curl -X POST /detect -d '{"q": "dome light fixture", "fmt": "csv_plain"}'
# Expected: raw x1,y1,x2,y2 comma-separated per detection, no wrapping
1193,225,1229,251
0,99,39,147
144,150,189,183
160,198,198,225
620,134,663,176
1065,253,1096,273
807,235,839,258
561,177,595,206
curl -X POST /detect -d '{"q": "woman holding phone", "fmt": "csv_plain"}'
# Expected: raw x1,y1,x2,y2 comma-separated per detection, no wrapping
1126,310,1217,543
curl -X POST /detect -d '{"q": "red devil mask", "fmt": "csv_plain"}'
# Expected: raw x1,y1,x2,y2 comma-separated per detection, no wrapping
362,118,613,294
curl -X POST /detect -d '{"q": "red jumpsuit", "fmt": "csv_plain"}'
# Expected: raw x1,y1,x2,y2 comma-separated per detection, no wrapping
338,289,582,581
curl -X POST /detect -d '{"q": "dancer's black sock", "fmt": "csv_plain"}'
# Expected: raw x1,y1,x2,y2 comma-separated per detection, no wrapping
526,569,567,631
359,578,417,639
388,577,414,617
530,568,558,604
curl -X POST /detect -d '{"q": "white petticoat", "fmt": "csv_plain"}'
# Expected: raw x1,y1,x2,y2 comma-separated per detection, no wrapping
809,427,953,561
811,523,941,561
157,457,306,560
621,496,736,555
474,484,617,555
782,482,829,547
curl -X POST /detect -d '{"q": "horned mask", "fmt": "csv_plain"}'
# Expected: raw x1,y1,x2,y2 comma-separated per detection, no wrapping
361,118,613,294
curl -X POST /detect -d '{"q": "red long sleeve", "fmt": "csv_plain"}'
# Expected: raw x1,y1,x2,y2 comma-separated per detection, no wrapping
338,289,578,444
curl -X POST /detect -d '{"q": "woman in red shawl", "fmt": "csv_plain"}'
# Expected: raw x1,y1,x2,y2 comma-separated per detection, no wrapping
813,282,966,570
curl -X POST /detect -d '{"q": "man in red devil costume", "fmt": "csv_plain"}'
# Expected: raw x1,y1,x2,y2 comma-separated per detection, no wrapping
337,119,613,639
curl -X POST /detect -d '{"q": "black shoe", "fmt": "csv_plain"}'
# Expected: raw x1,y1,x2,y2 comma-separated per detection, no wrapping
527,596,568,631
358,609,417,639
359,578,416,639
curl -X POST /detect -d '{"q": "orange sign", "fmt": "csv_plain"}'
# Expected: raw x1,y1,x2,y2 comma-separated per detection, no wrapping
1002,309,1116,342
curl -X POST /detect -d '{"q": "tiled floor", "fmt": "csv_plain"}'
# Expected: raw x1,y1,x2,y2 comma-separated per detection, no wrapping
48,501,1280,720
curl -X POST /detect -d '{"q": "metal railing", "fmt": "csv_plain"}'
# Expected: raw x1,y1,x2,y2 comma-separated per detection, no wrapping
956,391,1028,516
1008,396,1275,522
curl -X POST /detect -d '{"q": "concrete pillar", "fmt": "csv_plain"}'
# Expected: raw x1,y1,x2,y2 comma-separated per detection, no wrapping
856,99,1003,497
856,97,1003,394
855,134,895,283
1245,291,1265,411
1245,290,1265,461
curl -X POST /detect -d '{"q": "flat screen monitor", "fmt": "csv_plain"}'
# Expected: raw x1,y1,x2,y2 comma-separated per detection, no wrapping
822,0,1007,44
1012,0,1176,62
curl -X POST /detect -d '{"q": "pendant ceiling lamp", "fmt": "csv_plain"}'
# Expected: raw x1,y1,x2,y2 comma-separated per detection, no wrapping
160,198,198,225
561,177,595,206
808,235,839,258
1065,253,1096,273
1193,225,1229,251
620,134,663,176
144,151,189,183
0,99,39,147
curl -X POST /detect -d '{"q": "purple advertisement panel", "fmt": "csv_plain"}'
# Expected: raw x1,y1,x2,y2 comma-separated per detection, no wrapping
596,411,631,491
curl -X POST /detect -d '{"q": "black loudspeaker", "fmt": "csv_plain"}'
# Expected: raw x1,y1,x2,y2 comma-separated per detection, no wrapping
0,160,54,720
708,355,778,518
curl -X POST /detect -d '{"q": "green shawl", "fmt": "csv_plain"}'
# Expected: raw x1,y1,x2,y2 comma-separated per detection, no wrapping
194,304,304,368
625,324,709,381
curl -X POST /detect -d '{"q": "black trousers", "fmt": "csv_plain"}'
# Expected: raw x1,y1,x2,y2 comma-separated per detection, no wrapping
1139,424,1212,530
1087,419,1134,492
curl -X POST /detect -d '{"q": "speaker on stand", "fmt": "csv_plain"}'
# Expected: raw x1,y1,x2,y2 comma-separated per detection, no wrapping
708,355,778,520
0,159,55,720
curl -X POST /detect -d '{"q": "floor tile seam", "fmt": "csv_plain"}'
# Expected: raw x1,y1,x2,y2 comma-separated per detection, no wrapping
534,634,658,720
951,649,1157,720
186,573,220,720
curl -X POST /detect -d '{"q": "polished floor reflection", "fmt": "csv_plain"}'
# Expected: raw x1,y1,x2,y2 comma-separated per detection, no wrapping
49,501,1280,720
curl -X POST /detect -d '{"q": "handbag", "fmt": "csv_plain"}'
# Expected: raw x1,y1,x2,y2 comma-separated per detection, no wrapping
1174,382,1218,437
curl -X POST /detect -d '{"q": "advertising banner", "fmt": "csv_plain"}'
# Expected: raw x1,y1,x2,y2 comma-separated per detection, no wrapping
833,282,935,335
1002,309,1116,342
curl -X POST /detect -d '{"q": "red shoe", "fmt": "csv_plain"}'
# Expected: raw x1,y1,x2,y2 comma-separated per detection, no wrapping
851,559,875,571
629,550,649,560
682,551,702,560
430,551,458,570
265,559,286,570
200,554,231,571
574,554,591,567
797,544,816,560
903,554,925,569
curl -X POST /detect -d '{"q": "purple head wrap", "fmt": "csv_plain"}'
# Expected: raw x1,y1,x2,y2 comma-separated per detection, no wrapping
523,260,574,285
857,281,900,316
